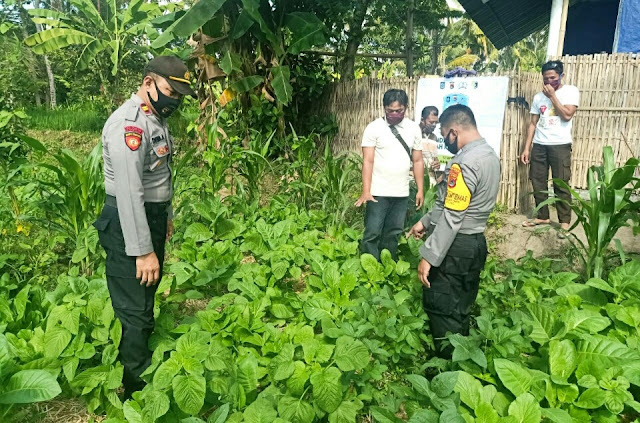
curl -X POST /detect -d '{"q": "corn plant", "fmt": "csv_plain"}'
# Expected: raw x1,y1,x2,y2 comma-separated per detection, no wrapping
537,146,640,279
284,126,318,208
315,142,360,226
20,136,105,274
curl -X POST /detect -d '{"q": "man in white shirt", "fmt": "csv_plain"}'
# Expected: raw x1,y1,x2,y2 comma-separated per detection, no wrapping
355,89,424,260
520,60,579,233
420,106,442,186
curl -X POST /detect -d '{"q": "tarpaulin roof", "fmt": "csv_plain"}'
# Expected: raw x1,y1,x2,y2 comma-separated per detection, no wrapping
456,0,584,49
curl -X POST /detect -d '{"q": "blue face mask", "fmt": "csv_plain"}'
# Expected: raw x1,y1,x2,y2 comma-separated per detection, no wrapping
444,129,459,154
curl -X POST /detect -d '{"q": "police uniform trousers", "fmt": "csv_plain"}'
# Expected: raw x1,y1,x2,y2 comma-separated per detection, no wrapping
93,195,168,398
422,232,487,358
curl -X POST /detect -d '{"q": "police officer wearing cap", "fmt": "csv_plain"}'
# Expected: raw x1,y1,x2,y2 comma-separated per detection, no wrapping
93,56,195,398
407,105,500,358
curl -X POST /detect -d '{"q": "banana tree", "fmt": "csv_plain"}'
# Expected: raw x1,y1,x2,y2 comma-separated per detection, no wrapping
24,0,166,107
150,0,327,126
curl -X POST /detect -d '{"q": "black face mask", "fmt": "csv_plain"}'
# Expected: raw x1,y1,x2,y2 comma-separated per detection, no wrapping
444,129,459,154
148,80,181,118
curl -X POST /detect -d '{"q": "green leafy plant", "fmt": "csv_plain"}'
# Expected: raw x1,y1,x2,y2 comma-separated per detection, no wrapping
537,146,640,279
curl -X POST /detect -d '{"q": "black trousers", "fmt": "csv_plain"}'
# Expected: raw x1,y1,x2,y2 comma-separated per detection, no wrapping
361,196,408,261
529,143,572,223
93,198,168,398
422,232,487,358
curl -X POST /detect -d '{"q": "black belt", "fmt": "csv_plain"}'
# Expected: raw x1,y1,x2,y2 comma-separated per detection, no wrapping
105,195,171,212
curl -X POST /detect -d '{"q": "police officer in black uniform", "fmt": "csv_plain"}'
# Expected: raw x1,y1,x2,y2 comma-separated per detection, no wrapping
407,105,500,358
93,56,195,398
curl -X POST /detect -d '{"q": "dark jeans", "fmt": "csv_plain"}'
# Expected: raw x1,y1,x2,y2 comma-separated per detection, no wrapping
361,196,408,261
530,143,572,223
422,232,487,358
93,200,168,399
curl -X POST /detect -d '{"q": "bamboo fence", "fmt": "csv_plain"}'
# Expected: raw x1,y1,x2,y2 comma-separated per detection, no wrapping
317,54,640,213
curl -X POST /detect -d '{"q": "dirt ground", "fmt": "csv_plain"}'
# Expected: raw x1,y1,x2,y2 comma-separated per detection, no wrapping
486,211,640,261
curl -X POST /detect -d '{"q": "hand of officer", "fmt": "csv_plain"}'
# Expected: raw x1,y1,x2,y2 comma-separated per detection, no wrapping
136,252,160,287
542,84,556,98
431,158,441,171
418,258,431,288
406,220,425,240
520,150,530,165
166,219,174,242
354,193,378,207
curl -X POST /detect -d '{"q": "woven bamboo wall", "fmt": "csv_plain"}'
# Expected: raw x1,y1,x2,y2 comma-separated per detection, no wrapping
318,54,640,213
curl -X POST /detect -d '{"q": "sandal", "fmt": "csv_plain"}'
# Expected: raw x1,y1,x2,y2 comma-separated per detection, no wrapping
522,220,550,228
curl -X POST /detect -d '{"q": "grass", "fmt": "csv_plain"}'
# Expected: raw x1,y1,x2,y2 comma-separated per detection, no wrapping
26,106,106,133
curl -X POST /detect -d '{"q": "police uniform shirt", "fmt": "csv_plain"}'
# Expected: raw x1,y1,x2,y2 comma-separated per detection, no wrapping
102,94,173,257
419,138,500,266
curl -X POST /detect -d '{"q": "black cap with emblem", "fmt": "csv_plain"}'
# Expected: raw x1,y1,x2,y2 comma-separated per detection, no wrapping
145,56,196,98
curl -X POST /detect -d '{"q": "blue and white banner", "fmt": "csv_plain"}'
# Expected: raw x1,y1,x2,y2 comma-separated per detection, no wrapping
414,76,509,165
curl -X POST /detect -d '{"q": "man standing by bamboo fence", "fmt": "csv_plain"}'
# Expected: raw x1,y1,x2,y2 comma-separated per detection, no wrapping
355,89,425,261
520,60,579,236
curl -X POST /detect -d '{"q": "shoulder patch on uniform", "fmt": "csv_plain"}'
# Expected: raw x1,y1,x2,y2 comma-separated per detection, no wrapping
444,163,471,211
124,126,143,151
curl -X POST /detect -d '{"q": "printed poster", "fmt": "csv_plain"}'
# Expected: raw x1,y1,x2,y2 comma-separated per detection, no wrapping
415,76,509,167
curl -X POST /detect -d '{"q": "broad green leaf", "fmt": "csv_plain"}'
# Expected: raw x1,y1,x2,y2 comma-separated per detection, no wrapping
123,399,143,423
244,398,277,423
370,406,403,423
24,28,95,54
184,222,213,242
285,12,326,54
238,354,259,393
333,336,370,371
0,370,61,404
508,393,541,423
585,277,616,294
407,409,439,423
172,374,206,415
604,389,630,414
205,341,232,371
525,304,557,345
142,390,170,421
303,297,332,321
231,76,263,93
475,401,498,423
360,254,384,281
431,371,458,398
494,359,533,397
271,66,293,105
240,0,283,56
176,331,210,361
406,374,432,398
540,408,572,423
455,371,483,409
277,396,315,423
271,344,296,381
549,339,577,380
209,404,230,423
450,334,487,367
438,408,465,423
310,366,342,413
230,10,254,39
302,339,334,364
44,326,72,358
565,310,610,334
151,0,227,48
153,356,181,390
329,400,361,423
573,387,605,409
219,51,241,75
575,335,640,368
110,318,122,349
287,361,310,395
